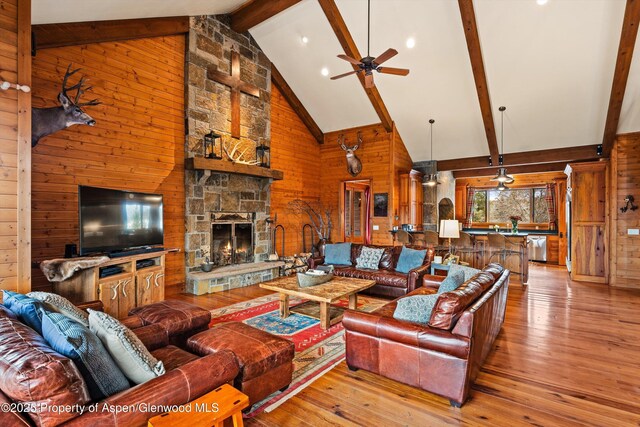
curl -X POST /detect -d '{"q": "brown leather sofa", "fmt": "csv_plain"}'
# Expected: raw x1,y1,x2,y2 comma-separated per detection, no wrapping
308,244,433,298
0,300,239,427
342,263,509,406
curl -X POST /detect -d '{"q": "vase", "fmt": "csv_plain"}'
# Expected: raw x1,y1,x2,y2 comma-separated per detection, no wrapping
511,220,518,234
316,238,331,257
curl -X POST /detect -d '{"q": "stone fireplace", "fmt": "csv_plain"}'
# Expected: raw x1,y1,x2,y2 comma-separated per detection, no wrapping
184,15,282,295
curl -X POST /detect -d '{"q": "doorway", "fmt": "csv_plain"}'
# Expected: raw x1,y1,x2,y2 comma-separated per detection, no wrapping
341,181,371,244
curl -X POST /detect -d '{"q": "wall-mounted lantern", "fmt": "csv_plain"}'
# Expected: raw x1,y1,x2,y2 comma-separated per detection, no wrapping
256,140,270,168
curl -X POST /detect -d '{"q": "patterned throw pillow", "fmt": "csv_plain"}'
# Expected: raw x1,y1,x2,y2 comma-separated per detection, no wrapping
395,247,427,274
449,263,481,282
437,270,466,294
393,294,439,325
28,291,89,327
355,246,385,270
2,291,48,334
41,309,130,400
88,309,165,384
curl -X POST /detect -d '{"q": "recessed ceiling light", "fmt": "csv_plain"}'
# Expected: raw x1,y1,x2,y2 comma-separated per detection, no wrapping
536,0,548,5
406,38,416,49
321,67,329,76
301,36,309,44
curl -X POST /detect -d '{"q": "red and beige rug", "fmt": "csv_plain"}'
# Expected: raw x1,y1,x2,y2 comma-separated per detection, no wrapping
209,293,387,416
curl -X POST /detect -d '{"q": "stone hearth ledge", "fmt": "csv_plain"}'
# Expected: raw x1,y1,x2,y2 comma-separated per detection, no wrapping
186,261,284,295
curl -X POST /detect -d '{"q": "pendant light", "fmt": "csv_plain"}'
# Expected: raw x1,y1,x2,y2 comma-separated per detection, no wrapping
423,119,440,187
491,106,514,186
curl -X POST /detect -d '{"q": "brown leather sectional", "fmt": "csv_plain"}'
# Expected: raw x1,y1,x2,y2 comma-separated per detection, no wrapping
0,300,237,427
342,263,510,406
308,244,434,298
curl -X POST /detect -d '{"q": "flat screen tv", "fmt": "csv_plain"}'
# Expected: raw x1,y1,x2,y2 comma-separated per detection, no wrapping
79,185,164,255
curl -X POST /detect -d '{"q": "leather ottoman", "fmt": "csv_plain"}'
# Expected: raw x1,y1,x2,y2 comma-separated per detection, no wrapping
187,322,294,406
128,300,211,347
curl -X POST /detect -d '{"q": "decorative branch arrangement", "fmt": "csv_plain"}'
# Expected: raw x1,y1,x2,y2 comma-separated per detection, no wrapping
287,199,333,241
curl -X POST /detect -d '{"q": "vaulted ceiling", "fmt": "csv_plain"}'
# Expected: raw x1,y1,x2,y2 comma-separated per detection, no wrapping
32,0,640,163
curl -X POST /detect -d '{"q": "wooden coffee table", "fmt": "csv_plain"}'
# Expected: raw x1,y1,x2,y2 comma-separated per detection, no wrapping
259,275,376,329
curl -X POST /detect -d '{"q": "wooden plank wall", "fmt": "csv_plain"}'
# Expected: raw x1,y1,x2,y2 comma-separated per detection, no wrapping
270,85,321,256
30,35,185,291
609,133,640,288
0,0,30,293
321,123,398,246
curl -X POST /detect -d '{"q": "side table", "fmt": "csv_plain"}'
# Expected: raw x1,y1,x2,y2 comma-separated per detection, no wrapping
148,384,249,427
430,262,451,275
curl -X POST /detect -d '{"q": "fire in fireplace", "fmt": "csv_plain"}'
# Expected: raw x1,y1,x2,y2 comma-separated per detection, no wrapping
211,212,254,266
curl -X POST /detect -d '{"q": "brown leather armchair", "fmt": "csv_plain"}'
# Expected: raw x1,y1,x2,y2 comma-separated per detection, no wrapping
343,263,509,406
0,300,239,427
308,244,433,298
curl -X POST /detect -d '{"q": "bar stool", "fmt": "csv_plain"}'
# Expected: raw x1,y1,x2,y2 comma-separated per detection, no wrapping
487,233,524,282
452,231,480,268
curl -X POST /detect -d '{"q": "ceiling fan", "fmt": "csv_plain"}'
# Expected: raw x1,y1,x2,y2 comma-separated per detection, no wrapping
330,0,410,88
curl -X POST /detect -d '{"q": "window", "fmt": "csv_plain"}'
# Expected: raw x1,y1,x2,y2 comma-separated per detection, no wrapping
471,188,549,224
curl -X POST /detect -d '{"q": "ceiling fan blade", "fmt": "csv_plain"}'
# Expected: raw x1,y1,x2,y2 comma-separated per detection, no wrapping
373,48,398,65
378,67,410,76
330,70,359,80
337,54,362,65
364,73,374,88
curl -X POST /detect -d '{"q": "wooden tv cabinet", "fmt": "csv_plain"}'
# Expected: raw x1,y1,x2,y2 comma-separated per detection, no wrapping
53,251,171,318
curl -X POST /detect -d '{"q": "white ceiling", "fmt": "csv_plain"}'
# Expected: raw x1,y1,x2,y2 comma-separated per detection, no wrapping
32,0,640,161
31,0,248,25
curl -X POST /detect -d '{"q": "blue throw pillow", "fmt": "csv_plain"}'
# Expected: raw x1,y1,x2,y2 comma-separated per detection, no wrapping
40,309,130,401
2,291,47,335
393,294,439,325
324,243,352,265
395,247,427,274
449,264,480,282
437,270,466,294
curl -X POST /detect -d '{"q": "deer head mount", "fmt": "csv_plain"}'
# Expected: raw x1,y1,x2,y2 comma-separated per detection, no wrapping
339,132,363,177
31,64,101,147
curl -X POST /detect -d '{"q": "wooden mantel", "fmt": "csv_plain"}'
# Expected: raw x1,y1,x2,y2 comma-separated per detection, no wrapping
185,157,284,181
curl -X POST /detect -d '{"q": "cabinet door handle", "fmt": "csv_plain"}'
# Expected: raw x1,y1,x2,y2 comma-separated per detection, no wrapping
154,273,164,287
111,282,120,300
145,274,153,290
122,279,131,297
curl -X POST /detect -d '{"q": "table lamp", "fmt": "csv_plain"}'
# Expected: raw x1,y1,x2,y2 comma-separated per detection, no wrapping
439,219,460,255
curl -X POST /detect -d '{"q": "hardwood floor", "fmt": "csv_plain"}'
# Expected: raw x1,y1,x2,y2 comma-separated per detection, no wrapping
167,264,640,426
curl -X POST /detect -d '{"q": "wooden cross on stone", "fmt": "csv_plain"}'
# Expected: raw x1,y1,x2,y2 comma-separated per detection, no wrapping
207,51,261,139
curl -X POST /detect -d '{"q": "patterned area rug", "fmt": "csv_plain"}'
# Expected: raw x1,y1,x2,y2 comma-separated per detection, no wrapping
209,293,387,417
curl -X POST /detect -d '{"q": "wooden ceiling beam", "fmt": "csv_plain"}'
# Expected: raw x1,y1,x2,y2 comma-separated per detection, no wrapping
271,63,324,144
437,144,601,171
601,0,640,157
32,16,190,50
317,0,394,133
453,161,573,179
230,0,302,33
458,0,500,166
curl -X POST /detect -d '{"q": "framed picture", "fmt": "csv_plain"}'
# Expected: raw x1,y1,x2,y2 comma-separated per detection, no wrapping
445,255,460,265
373,193,388,217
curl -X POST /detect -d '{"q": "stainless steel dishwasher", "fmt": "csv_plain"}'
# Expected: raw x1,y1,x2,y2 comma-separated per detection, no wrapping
527,235,547,262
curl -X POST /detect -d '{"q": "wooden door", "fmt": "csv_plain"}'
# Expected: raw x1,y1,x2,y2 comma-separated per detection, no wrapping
152,271,165,303
136,270,155,307
399,174,409,224
99,278,122,318
343,182,368,243
555,178,568,266
410,172,423,228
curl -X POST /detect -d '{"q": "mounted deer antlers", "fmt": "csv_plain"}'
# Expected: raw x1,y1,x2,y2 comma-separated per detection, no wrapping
31,64,101,147
222,138,260,165
339,132,363,177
